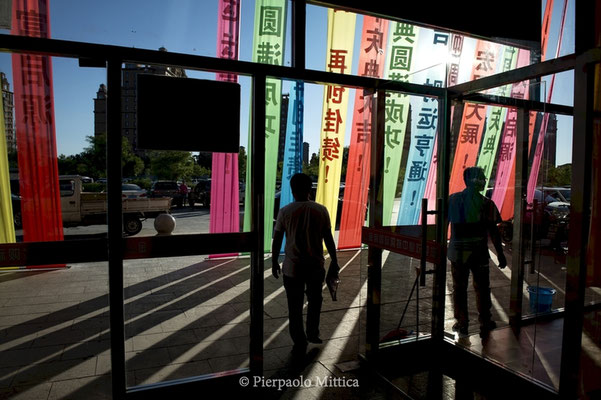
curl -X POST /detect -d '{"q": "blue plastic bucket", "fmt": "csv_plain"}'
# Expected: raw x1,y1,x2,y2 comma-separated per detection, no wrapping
527,286,556,313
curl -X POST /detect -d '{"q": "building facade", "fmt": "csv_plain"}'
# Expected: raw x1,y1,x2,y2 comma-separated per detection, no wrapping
1,72,15,153
94,47,187,155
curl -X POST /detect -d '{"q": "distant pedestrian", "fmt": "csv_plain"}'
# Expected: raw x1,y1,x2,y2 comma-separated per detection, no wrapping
448,166,507,338
272,173,339,358
179,181,189,207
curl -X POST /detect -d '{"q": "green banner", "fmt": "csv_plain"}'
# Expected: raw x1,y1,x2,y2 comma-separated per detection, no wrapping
477,45,518,191
382,22,420,225
243,0,287,251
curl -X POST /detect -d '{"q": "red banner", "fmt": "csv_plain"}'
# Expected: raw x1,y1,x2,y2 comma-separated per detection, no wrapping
12,0,64,268
448,40,499,196
338,16,388,249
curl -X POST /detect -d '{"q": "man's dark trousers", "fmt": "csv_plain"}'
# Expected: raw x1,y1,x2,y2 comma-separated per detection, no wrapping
283,268,325,349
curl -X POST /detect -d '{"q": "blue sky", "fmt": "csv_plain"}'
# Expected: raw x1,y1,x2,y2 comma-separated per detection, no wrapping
0,0,574,166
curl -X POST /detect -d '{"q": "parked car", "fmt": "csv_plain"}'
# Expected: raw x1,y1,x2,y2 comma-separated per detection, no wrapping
121,183,147,199
487,186,570,249
150,180,184,207
189,179,211,207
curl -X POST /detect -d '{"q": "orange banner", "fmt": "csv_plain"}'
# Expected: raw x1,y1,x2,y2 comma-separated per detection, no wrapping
338,16,388,249
448,40,500,196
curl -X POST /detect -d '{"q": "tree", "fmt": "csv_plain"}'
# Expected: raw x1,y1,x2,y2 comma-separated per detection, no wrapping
148,150,196,181
303,152,320,179
239,146,247,182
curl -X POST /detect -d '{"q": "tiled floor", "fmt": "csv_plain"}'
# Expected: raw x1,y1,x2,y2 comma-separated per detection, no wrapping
0,248,598,399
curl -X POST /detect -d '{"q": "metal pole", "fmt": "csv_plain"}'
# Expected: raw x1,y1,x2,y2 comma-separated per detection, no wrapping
366,89,385,359
107,58,126,399
559,49,595,400
432,93,451,344
291,0,306,71
509,107,530,331
249,74,266,376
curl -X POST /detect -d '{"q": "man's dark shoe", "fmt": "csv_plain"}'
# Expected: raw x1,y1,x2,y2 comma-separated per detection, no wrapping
307,336,323,344
452,322,468,336
479,321,497,338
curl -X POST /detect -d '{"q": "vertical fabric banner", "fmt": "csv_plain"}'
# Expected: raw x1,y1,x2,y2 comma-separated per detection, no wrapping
278,81,304,251
338,16,388,249
526,0,568,204
0,97,16,244
422,33,465,224
490,49,531,215
12,0,64,267
396,30,449,226
447,40,500,197
381,22,419,225
210,0,241,253
476,45,518,190
315,9,356,237
243,0,287,251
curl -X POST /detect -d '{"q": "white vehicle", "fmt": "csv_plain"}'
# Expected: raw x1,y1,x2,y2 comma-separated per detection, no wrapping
121,183,147,199
60,175,171,235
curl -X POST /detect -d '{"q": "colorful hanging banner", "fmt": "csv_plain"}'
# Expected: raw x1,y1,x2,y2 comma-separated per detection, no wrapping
210,0,241,254
381,22,419,226
422,33,466,224
476,45,519,190
243,0,287,251
396,30,450,226
12,0,64,268
0,97,16,244
447,40,500,197
315,9,356,236
278,81,304,251
490,49,531,216
526,0,568,204
338,16,388,249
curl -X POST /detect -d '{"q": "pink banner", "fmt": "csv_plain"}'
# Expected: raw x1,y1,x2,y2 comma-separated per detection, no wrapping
490,49,531,215
12,0,64,268
526,0,568,204
338,16,388,249
210,0,241,255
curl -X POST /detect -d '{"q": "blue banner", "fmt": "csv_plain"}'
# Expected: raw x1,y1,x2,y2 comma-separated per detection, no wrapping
279,81,304,251
397,30,449,225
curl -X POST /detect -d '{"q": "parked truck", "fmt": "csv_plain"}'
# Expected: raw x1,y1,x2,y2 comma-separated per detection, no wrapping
60,175,171,236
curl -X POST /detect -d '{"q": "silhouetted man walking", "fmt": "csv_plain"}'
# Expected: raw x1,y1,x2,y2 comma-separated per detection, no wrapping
272,173,339,358
448,166,507,338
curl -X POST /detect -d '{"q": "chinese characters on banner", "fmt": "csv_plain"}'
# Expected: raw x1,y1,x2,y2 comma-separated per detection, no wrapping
476,45,518,191
338,16,388,249
12,0,64,268
315,9,356,237
422,33,465,224
397,30,449,226
278,81,304,252
381,22,419,226
243,0,287,251
210,0,241,249
490,49,532,217
447,40,500,197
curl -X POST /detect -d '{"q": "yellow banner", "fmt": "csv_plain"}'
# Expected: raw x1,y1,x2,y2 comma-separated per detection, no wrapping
0,96,15,244
315,9,356,234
